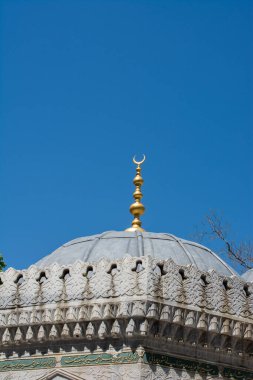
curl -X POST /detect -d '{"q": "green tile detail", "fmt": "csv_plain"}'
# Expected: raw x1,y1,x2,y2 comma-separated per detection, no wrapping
0,357,56,372
223,367,253,380
61,351,140,367
143,352,219,376
0,350,252,379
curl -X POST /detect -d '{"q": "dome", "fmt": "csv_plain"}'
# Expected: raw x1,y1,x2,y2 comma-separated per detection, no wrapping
35,230,237,276
242,268,253,282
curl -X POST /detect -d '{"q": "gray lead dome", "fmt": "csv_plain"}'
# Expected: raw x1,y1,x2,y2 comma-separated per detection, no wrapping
35,231,236,276
242,268,253,282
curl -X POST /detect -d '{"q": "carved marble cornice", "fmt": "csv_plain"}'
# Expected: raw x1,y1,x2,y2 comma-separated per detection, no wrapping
0,256,252,369
0,256,252,314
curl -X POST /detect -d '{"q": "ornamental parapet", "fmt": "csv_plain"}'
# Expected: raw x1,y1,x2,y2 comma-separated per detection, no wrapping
0,256,252,370
0,256,252,315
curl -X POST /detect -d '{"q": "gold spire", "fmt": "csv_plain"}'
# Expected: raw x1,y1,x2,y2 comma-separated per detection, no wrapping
125,155,146,232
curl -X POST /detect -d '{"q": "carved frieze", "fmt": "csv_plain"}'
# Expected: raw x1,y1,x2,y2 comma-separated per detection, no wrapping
0,256,252,375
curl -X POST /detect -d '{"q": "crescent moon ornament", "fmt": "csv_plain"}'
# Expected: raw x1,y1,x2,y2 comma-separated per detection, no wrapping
133,154,146,166
126,154,146,232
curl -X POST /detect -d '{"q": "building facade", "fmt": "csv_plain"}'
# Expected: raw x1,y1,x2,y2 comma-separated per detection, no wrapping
0,159,252,379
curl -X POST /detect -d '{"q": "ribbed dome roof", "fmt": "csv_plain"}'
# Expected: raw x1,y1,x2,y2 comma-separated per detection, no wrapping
35,231,237,276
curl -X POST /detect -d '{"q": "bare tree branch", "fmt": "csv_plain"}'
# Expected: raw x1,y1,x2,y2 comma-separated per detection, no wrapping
195,212,253,271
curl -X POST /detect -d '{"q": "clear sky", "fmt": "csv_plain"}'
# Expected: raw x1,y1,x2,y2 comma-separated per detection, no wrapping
0,0,252,271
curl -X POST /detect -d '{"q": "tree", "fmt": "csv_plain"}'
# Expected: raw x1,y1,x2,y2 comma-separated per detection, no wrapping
196,212,253,271
0,253,6,271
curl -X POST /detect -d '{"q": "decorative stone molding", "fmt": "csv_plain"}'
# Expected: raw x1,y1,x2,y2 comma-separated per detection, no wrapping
37,369,86,380
0,351,252,379
0,257,252,317
0,256,252,376
0,301,252,345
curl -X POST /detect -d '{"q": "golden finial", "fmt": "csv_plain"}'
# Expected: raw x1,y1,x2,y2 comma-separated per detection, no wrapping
125,154,146,232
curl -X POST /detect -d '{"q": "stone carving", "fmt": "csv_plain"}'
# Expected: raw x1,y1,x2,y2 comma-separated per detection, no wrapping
0,351,252,379
227,276,247,316
0,256,251,320
64,264,87,302
161,260,184,303
40,264,64,303
0,255,252,376
204,271,227,313
0,268,18,308
1,364,249,380
19,266,40,305
0,370,48,380
181,266,206,308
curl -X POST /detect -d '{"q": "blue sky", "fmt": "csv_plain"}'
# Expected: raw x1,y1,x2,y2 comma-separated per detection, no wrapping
0,0,252,270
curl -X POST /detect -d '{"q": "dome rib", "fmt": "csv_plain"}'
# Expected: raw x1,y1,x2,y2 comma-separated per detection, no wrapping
85,231,111,262
34,231,238,277
136,230,145,257
165,233,198,267
202,246,235,276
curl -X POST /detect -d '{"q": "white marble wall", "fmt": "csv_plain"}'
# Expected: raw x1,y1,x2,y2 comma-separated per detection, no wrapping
0,364,223,380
